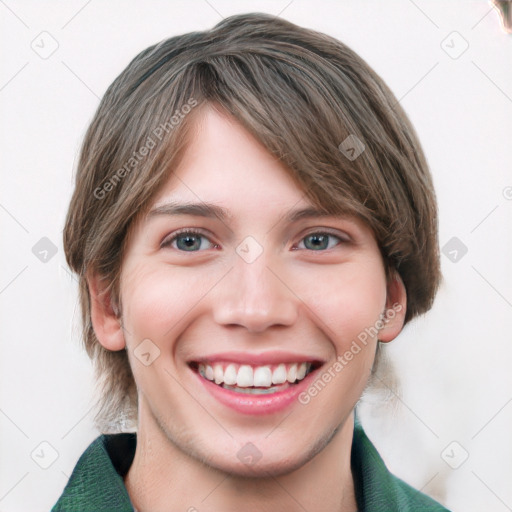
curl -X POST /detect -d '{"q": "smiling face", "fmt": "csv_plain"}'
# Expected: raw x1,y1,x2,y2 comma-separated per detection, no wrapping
89,105,406,476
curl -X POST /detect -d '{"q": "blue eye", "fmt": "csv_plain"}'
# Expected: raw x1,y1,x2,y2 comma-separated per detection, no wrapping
162,230,346,253
298,233,342,251
162,229,216,252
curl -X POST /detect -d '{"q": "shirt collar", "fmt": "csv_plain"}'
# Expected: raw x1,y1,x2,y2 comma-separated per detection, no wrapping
53,418,447,511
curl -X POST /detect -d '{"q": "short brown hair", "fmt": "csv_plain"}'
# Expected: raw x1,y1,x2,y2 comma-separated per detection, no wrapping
63,12,440,432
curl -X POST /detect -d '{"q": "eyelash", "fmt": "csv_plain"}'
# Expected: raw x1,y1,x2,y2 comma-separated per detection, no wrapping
294,231,347,250
161,228,219,251
160,228,349,252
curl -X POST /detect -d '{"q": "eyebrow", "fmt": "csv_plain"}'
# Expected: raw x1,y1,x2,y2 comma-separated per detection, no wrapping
148,201,341,224
148,201,232,221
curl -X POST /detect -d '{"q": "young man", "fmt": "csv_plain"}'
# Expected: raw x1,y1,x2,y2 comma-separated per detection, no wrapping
53,13,449,511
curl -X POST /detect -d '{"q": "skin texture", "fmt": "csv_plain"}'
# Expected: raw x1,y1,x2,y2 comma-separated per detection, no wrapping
88,105,407,512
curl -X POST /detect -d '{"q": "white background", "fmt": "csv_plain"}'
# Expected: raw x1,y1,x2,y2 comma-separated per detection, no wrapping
1,1,511,510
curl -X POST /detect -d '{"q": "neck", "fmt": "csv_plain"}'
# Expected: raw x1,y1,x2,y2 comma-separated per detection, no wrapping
124,407,357,512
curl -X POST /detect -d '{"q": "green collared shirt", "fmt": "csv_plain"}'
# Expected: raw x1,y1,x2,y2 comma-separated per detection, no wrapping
52,420,450,511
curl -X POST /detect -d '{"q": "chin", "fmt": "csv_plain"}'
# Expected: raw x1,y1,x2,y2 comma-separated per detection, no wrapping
206,450,315,479
198,428,337,479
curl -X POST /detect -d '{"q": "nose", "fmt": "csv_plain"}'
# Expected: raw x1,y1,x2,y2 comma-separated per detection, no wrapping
213,248,299,333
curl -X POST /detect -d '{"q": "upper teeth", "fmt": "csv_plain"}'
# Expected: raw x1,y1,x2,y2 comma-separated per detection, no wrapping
197,362,311,388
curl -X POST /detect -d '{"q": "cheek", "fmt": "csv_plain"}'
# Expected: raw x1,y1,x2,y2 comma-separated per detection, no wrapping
119,263,210,345
298,261,387,346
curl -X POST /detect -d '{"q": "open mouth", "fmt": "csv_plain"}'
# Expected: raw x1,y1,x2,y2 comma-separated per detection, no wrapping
189,361,321,395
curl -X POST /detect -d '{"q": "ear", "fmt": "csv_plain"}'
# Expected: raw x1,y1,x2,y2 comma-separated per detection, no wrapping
378,272,407,343
87,272,126,351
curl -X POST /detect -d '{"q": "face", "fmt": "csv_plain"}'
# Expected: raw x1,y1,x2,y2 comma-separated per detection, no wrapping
92,106,406,476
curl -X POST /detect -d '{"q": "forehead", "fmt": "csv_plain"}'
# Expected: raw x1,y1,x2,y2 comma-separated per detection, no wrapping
141,109,377,244
151,107,312,212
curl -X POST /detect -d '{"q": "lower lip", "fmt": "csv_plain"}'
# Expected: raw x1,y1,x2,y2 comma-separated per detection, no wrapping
192,367,320,415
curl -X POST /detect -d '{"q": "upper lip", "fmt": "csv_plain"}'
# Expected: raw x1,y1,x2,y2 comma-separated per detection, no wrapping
187,351,325,366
